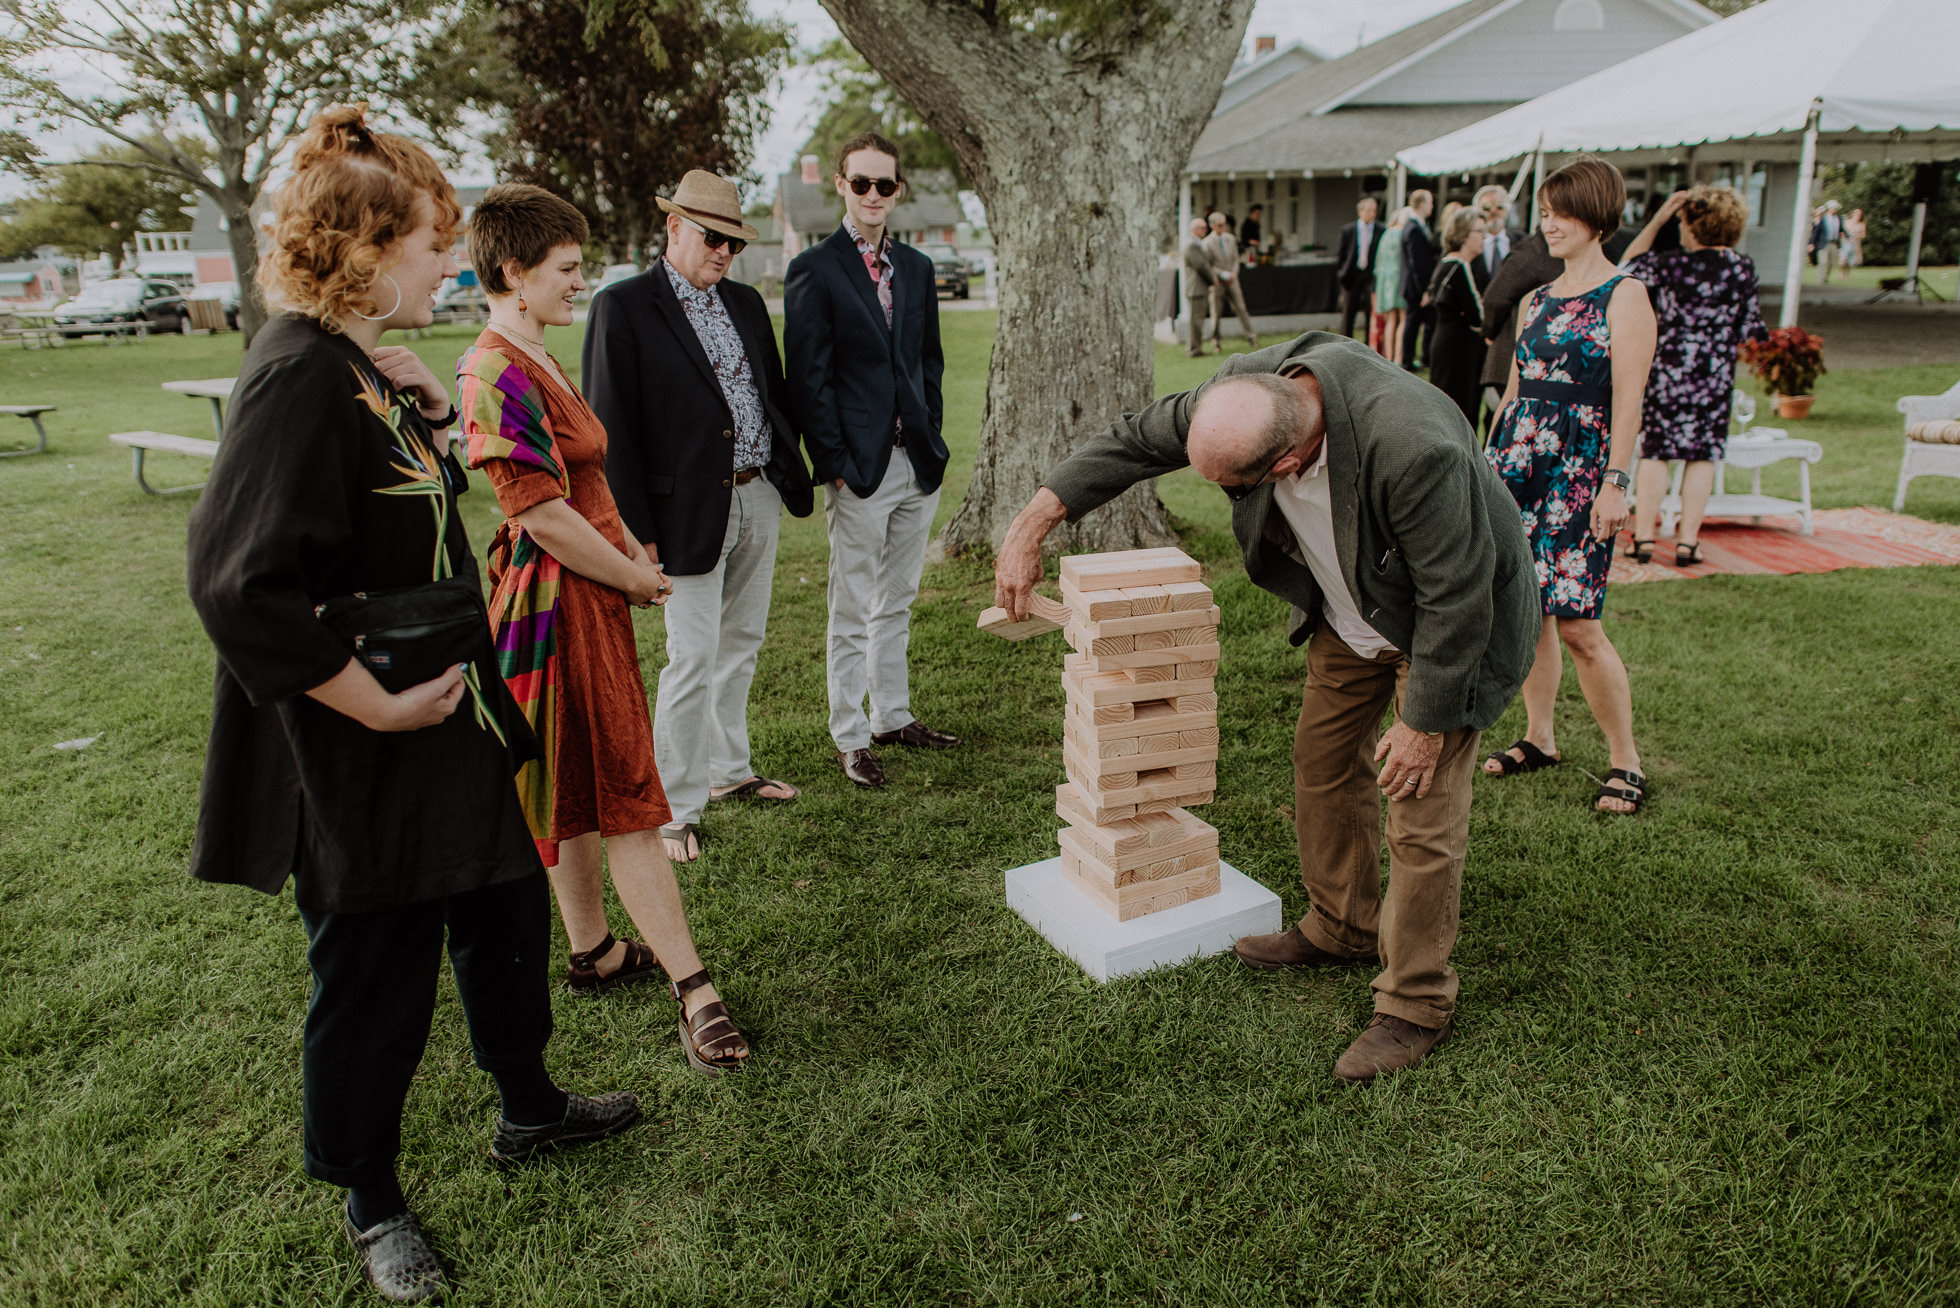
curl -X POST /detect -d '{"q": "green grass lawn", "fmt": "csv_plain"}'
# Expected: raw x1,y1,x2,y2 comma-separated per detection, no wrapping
2,317,1958,1305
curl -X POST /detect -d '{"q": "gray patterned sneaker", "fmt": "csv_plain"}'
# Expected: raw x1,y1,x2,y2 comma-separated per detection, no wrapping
488,1090,642,1167
344,1207,447,1303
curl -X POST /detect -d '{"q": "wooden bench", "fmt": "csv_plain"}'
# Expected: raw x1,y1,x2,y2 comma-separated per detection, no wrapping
109,431,219,495
0,404,54,458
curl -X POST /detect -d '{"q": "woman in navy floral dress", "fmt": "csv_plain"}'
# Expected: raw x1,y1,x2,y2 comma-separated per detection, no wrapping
1619,186,1770,565
1482,158,1655,814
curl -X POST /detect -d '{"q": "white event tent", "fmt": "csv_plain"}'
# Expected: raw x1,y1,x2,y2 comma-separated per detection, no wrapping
1396,0,1960,325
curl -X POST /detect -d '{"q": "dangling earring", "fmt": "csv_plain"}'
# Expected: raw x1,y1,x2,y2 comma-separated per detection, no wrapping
517,288,527,315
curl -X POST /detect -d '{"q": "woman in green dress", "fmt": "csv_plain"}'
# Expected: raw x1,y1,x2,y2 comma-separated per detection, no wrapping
1372,206,1408,362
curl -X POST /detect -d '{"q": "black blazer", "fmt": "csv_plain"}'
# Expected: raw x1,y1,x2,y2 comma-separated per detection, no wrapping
585,262,813,577
1400,219,1438,305
783,226,947,498
1334,220,1383,289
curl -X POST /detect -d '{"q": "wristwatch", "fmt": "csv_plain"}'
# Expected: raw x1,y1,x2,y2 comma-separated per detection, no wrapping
1602,468,1631,491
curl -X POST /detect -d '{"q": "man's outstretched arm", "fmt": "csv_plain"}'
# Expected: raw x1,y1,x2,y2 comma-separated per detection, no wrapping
992,487,1070,621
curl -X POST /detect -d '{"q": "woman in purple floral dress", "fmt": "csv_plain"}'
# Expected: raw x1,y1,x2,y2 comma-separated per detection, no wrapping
1482,158,1655,815
1619,186,1770,565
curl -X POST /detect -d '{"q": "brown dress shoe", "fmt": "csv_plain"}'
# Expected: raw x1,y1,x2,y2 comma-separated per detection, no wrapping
838,748,886,788
870,720,962,749
1332,1013,1453,1084
1232,925,1379,971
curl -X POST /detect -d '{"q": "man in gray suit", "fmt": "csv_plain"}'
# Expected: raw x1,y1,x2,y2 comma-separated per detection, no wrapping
1205,211,1260,351
993,333,1536,1083
1181,218,1218,357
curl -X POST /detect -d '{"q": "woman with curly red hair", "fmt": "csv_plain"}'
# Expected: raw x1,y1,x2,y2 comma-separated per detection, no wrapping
186,106,637,1303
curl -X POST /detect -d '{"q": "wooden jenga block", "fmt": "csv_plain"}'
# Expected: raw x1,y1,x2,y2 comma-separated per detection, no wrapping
1058,812,1216,877
1061,692,1136,726
1121,584,1171,614
1180,726,1220,748
1068,736,1210,781
1173,761,1216,782
1084,643,1209,673
1126,664,1177,683
1139,731,1183,754
1136,628,1176,651
1058,853,1222,920
1063,664,1218,707
975,592,1072,641
1059,548,1201,593
1056,782,1135,826
1063,720,1137,758
1172,624,1217,645
1131,808,1197,845
1065,754,1217,808
1060,583,1133,620
1175,692,1217,713
1137,791,1211,814
1076,605,1220,640
1176,660,1218,678
1165,580,1214,611
1065,702,1213,744
1064,624,1134,656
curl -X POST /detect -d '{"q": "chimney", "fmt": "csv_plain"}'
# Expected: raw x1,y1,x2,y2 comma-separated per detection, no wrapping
1254,35,1276,57
800,154,821,185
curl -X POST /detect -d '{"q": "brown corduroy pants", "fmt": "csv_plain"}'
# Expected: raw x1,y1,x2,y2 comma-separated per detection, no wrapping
1293,622,1481,1028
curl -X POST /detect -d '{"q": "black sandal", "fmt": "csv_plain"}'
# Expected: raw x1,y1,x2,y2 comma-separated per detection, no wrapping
1623,538,1656,563
1595,768,1646,814
671,968,750,1075
1484,739,1560,776
1674,540,1703,567
567,933,662,994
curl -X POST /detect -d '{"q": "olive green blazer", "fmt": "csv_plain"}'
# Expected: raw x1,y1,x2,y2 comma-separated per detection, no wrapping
1042,332,1537,733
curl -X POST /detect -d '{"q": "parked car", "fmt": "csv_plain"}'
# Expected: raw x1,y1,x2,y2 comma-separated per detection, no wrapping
53,279,189,336
918,244,971,300
430,278,488,324
188,280,241,330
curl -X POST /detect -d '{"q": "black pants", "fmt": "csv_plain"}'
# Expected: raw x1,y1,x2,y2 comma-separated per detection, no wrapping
299,872,553,1188
1338,281,1371,339
1401,303,1435,369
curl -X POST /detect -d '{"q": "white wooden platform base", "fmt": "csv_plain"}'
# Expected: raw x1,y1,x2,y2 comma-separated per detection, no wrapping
1005,857,1281,983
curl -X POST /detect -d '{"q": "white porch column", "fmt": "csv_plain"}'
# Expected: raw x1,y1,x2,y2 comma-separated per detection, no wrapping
1391,162,1407,213
1905,200,1928,293
1779,102,1822,328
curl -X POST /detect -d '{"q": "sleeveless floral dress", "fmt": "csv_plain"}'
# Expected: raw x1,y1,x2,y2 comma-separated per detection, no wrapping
1486,274,1627,620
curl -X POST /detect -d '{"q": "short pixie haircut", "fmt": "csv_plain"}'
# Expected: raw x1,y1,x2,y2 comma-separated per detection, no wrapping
260,104,461,330
1537,156,1626,241
1679,184,1748,248
467,184,590,294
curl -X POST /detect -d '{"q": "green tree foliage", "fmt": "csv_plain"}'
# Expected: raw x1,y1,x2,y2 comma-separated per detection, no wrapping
799,38,967,189
1819,161,1960,267
1,0,445,340
433,0,789,265
0,139,206,267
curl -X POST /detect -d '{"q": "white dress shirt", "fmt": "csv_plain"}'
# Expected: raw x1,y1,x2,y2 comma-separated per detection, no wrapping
1484,228,1510,276
1267,437,1399,658
1357,221,1375,269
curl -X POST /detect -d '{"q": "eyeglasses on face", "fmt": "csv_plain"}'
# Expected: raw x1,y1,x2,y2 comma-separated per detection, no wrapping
681,216,747,255
1220,449,1287,502
845,175,900,197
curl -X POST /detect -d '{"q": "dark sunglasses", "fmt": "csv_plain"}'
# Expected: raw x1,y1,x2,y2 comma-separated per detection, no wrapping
1220,449,1286,502
846,175,900,197
680,216,747,255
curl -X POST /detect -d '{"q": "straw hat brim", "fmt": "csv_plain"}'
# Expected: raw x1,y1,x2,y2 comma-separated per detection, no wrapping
657,195,760,242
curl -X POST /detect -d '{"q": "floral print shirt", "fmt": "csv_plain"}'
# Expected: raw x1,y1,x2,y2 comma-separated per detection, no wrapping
663,259,772,470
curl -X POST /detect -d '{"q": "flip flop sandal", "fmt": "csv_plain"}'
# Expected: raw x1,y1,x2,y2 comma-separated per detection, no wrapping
711,776,799,803
566,933,662,994
1484,738,1560,776
670,968,751,1076
1595,768,1647,815
659,821,702,862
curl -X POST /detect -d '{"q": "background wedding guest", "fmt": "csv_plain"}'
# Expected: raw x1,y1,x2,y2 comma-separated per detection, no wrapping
1483,157,1654,815
1240,203,1265,261
1182,216,1218,357
1398,189,1438,370
585,169,814,865
1478,227,1562,437
1206,210,1260,349
1426,207,1488,426
1841,206,1867,279
1333,195,1382,341
1619,186,1770,566
1473,184,1515,287
1371,206,1409,361
1809,199,1845,284
185,111,637,1305
459,182,752,1076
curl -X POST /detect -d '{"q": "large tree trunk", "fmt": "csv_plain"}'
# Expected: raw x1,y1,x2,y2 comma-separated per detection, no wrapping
819,0,1254,557
222,187,267,345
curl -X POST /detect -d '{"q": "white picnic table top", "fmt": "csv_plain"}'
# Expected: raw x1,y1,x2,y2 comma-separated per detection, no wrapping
161,378,237,400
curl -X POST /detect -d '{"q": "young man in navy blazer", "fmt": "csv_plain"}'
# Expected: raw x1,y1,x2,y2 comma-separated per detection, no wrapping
785,131,958,790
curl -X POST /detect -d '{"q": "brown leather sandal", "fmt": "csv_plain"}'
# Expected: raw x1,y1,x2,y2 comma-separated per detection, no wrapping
566,933,662,995
670,968,750,1075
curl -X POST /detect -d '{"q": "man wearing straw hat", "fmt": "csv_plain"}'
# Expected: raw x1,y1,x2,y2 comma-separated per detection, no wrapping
586,168,814,865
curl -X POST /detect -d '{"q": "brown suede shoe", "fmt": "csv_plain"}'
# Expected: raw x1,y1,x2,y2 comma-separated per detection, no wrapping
1232,925,1379,971
838,748,886,788
1332,1012,1453,1084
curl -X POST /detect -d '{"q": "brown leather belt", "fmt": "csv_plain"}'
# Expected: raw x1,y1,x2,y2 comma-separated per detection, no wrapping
730,467,762,486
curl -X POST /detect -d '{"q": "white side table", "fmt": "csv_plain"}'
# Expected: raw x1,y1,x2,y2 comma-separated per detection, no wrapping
1640,428,1824,537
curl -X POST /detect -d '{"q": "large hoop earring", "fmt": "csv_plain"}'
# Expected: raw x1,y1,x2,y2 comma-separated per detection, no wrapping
351,273,404,322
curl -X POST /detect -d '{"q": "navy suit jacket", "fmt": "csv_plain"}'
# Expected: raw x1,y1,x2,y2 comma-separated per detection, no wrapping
1400,218,1437,305
584,262,813,576
783,225,946,498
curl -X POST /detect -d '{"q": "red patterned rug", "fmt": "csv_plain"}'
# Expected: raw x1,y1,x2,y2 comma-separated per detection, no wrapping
1609,508,1960,585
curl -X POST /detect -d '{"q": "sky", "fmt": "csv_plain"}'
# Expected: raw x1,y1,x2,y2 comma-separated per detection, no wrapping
1,0,1462,204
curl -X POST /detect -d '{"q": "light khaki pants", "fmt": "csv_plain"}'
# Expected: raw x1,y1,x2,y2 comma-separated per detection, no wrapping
1209,277,1256,344
824,453,939,752
1293,622,1480,1028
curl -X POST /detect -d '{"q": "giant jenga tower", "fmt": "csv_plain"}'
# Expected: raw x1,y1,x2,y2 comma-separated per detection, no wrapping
981,547,1223,922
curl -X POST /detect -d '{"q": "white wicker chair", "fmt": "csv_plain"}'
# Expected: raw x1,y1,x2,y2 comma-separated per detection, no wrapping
1894,380,1960,511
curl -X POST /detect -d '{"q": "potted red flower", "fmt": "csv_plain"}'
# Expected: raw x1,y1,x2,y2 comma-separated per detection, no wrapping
1740,326,1826,419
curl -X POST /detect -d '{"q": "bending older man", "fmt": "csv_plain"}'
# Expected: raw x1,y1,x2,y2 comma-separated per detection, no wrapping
994,333,1536,1083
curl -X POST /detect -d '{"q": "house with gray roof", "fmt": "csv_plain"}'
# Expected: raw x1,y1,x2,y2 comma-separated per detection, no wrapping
1184,0,1716,254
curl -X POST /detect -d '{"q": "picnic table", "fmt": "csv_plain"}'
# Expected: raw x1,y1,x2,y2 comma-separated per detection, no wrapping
161,377,235,440
5,311,62,349
0,404,54,457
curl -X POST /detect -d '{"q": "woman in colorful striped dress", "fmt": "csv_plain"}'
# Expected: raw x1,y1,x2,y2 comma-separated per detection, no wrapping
458,183,751,1074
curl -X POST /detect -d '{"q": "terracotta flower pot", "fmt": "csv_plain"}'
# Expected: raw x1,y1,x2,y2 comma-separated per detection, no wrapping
1774,394,1816,420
